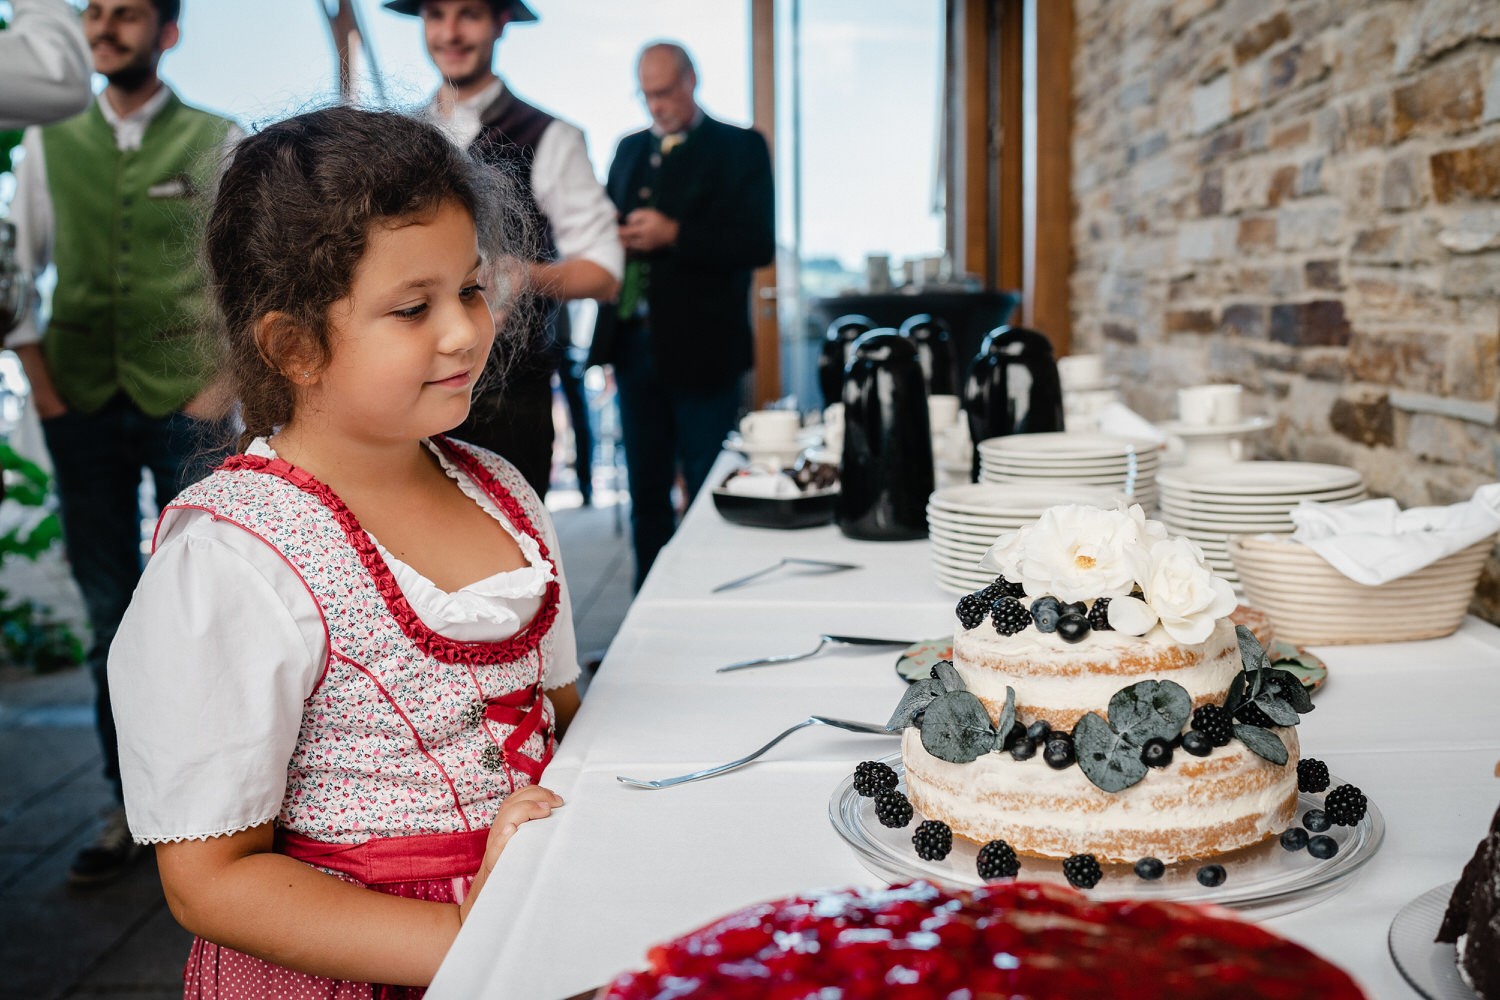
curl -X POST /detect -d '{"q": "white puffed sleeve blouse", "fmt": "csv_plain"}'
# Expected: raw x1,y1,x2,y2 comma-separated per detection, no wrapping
109,438,580,843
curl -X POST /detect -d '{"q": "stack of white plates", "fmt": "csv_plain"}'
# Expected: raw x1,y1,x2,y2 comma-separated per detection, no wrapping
1155,462,1367,587
976,432,1161,511
926,482,1126,595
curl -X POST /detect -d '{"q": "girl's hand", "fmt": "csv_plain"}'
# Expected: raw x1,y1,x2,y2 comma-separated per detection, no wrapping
459,785,564,925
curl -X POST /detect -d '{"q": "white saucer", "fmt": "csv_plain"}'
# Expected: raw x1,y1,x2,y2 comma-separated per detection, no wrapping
1159,416,1271,438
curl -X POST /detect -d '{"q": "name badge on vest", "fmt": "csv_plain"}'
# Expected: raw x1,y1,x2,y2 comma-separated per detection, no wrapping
147,175,196,199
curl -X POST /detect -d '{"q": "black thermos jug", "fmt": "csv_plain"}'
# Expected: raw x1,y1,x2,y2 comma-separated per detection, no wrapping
961,326,1065,480
817,313,875,409
837,330,933,541
898,313,959,397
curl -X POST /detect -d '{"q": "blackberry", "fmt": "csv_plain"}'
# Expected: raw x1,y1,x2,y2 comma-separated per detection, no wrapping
852,760,898,798
1181,730,1212,757
1043,732,1077,769
991,596,1032,636
1062,852,1103,889
1279,827,1309,852
1087,598,1114,631
996,575,1027,599
1025,719,1053,743
1307,835,1339,860
912,820,953,861
1324,784,1368,826
956,593,990,631
1134,857,1165,881
1140,737,1174,768
874,789,914,828
1196,864,1227,887
1056,613,1092,643
1009,737,1038,761
1302,808,1331,833
1030,596,1062,633
976,840,1021,880
1190,705,1233,747
1234,700,1278,729
1296,758,1331,793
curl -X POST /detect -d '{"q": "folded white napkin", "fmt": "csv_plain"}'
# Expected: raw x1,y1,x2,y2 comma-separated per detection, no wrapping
1288,484,1500,584
1093,401,1168,445
722,471,801,498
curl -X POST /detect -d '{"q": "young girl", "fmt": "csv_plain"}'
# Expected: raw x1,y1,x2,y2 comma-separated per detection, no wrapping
107,105,580,997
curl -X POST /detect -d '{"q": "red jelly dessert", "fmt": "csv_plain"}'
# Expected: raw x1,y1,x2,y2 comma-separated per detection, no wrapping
599,880,1366,1000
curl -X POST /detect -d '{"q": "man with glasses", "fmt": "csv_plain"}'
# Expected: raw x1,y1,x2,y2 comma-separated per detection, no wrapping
385,0,621,497
590,41,774,589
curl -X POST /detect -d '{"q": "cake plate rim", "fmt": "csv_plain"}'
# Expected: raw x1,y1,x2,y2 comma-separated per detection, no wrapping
830,752,1383,919
1388,880,1478,1000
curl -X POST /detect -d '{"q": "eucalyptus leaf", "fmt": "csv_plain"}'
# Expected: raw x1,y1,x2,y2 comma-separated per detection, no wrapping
1262,668,1314,714
1247,692,1300,728
1223,669,1247,716
920,691,998,763
887,678,944,731
931,659,966,694
1073,712,1149,792
1107,679,1191,748
1233,723,1288,765
1235,625,1270,673
993,686,1016,753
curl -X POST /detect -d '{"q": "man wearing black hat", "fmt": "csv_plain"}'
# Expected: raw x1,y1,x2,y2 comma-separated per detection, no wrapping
384,0,621,498
589,41,774,589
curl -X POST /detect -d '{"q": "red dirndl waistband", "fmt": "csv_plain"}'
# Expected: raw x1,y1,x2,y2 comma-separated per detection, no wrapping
275,827,488,886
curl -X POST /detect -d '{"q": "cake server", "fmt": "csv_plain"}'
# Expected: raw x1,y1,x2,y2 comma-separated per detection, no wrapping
717,633,916,672
710,557,861,593
616,716,893,790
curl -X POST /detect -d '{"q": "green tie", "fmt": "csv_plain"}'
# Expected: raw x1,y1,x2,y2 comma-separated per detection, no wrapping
617,132,676,320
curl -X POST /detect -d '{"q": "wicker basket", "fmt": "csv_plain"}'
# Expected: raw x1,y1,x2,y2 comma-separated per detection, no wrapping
1227,534,1495,645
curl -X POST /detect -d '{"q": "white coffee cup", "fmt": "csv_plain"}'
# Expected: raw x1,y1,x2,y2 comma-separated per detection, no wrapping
739,409,801,445
927,394,960,431
1057,354,1105,388
1177,384,1242,426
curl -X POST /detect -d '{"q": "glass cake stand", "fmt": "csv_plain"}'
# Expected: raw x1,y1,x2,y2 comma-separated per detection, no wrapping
1389,881,1478,999
829,752,1384,919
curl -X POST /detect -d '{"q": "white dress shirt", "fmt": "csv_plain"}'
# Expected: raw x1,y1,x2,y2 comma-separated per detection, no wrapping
430,78,623,284
109,437,582,842
0,0,91,131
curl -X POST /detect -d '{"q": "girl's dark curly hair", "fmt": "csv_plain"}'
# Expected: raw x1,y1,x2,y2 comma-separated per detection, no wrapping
203,104,537,451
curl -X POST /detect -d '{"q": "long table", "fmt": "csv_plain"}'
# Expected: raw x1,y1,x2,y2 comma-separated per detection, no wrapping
431,470,1500,999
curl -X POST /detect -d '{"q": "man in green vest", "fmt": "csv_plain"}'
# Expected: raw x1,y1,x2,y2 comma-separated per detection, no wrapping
9,0,238,886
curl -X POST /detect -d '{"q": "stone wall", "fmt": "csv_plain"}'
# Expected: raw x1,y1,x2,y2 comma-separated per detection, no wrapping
1070,0,1500,618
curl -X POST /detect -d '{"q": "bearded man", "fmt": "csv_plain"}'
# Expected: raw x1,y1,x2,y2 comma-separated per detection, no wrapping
9,0,240,885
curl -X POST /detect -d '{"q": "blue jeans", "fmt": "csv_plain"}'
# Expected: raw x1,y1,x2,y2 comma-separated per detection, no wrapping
612,322,741,589
40,396,227,801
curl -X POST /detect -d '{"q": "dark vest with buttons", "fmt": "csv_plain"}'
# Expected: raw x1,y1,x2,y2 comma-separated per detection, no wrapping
41,93,231,417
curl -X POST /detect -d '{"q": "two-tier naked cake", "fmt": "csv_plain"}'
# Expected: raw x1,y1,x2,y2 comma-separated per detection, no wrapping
893,503,1307,864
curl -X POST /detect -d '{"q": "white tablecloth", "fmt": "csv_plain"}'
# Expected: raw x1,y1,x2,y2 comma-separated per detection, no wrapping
430,470,1500,999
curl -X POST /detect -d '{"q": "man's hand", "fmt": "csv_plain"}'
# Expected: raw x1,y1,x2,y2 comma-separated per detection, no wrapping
618,208,680,254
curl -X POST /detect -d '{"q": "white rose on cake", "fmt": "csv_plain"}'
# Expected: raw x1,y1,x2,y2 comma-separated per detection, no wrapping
980,504,1163,604
1139,536,1237,644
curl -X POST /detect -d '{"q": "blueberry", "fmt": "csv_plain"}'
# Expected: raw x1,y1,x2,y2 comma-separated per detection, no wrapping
1056,614,1092,643
1140,737,1174,768
1025,719,1053,743
1279,827,1309,851
1000,720,1027,750
1134,857,1165,881
1060,601,1087,618
1043,733,1076,769
1307,835,1339,859
1009,737,1038,761
1180,730,1212,757
1030,596,1062,633
1303,808,1331,833
1196,864,1227,887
